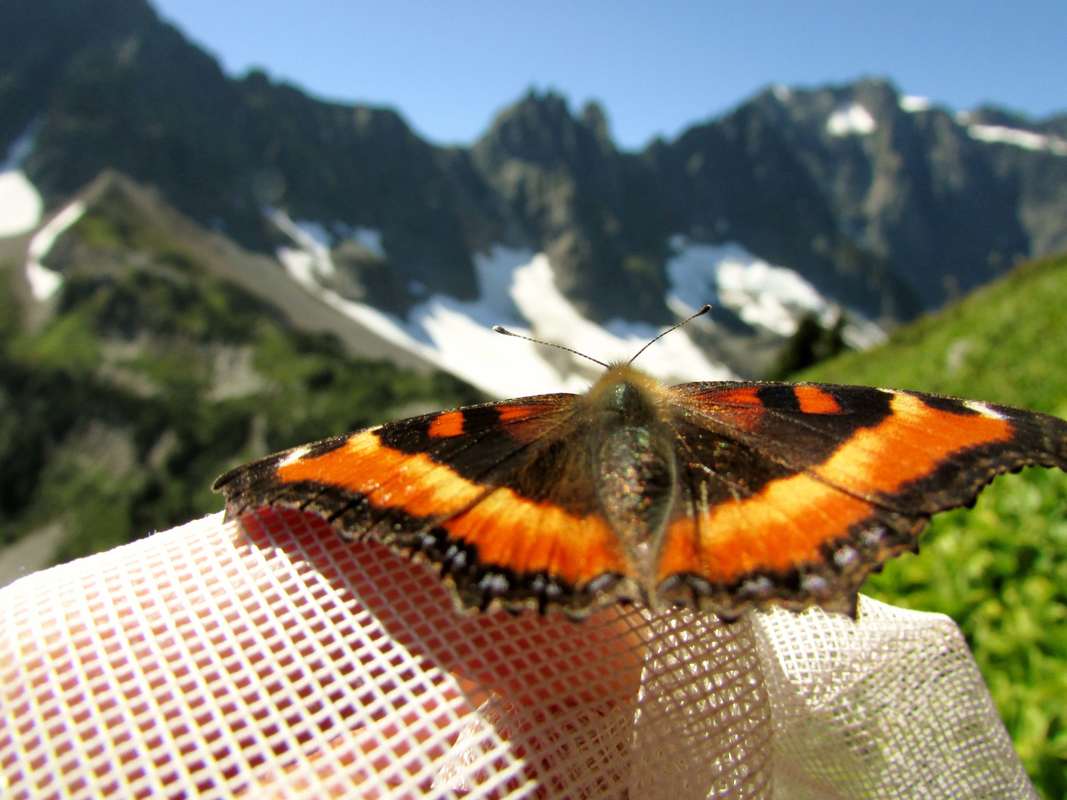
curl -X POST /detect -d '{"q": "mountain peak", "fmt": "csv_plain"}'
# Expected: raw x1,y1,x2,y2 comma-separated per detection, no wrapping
474,88,616,168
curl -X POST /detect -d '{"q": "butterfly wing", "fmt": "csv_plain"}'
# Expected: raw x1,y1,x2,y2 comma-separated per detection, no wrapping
214,394,634,616
657,381,1067,617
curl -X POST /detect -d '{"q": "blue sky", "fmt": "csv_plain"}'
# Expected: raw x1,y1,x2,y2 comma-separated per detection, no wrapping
153,1,1067,150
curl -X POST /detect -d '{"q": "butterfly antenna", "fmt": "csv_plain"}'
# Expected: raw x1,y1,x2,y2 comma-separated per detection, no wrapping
627,304,712,366
492,325,610,369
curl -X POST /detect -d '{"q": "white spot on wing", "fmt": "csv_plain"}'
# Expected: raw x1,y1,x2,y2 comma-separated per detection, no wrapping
279,446,311,467
964,400,1007,419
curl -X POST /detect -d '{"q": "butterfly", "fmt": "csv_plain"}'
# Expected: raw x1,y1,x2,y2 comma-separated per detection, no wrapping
214,308,1067,620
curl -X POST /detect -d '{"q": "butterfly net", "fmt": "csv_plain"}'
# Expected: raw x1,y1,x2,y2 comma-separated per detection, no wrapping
0,507,1036,799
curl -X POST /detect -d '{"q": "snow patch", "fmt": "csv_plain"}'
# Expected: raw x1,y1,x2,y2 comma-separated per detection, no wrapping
826,103,876,137
666,237,885,349
0,126,43,237
667,239,822,336
267,210,389,282
717,260,825,337
25,200,85,301
899,95,931,113
966,124,1067,157
0,173,42,238
267,209,336,280
26,260,63,301
510,255,730,386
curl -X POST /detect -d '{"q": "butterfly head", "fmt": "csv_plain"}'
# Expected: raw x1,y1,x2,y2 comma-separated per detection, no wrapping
585,363,669,425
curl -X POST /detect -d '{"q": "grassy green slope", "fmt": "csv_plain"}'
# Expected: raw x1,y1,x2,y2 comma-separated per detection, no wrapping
0,215,481,566
799,253,1067,797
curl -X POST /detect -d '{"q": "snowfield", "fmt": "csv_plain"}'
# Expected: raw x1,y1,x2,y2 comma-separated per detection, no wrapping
270,212,883,397
667,237,884,349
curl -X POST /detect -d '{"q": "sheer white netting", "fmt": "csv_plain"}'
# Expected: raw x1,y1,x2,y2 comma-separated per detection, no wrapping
0,508,1037,799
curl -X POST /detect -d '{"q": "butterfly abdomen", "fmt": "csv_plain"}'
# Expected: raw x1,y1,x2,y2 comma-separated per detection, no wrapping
583,367,681,588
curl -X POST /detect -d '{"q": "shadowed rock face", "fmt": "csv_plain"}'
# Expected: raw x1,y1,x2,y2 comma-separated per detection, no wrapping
3,2,1065,325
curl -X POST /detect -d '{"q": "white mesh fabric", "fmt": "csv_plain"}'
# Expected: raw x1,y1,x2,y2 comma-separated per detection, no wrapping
0,508,1036,799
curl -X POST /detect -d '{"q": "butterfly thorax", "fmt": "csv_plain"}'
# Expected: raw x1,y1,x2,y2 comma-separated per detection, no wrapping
583,364,670,418
583,366,678,577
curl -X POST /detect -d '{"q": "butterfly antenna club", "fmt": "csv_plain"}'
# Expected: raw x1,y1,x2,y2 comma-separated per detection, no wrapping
627,304,711,366
492,325,610,369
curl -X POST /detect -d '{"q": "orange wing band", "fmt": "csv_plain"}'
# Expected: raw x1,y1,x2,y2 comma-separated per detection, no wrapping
660,392,1013,584
277,431,629,586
